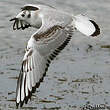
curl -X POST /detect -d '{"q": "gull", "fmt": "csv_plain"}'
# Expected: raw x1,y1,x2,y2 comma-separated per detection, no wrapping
10,4,100,108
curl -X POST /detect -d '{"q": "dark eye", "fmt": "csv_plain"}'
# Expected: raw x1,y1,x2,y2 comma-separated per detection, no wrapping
27,13,31,18
21,14,25,17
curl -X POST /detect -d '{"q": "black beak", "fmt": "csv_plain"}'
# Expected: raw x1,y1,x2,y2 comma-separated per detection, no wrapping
10,17,31,30
10,17,18,21
10,17,19,30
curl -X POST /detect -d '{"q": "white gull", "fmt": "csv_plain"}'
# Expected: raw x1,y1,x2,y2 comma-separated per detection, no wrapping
10,4,100,108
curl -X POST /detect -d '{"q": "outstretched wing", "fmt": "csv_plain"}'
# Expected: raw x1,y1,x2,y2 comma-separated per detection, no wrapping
16,25,73,108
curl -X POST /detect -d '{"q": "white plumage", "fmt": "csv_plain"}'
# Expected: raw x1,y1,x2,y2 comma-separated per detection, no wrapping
10,4,100,108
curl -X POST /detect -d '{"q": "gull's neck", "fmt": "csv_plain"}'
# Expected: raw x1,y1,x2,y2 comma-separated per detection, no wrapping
30,11,42,29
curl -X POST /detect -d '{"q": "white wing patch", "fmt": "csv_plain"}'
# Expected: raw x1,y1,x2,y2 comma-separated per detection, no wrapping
16,25,73,107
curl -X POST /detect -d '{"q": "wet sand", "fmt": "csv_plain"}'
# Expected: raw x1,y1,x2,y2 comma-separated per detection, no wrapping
0,0,110,110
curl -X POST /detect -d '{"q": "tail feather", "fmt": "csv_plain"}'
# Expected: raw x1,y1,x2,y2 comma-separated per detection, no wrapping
73,14,100,37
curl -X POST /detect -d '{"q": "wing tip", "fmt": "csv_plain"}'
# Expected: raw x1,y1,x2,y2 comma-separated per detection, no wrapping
15,76,46,108
16,101,24,108
16,102,19,109
89,20,100,37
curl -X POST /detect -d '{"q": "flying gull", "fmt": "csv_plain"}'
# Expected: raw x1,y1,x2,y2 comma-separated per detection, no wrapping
10,4,100,108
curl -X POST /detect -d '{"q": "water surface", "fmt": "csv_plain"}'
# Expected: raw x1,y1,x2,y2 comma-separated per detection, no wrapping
0,0,110,110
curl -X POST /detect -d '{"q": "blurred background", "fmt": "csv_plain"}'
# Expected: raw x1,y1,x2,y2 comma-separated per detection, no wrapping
0,0,110,110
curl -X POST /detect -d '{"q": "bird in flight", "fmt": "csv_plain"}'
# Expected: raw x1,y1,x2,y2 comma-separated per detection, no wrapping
10,4,100,108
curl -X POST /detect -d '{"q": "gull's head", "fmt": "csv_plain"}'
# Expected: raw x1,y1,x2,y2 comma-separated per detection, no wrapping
10,4,42,30
16,10,31,21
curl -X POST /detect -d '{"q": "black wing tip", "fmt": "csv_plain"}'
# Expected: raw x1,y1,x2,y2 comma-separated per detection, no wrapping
16,74,47,108
16,102,19,109
89,20,100,37
20,101,24,107
25,97,29,104
16,101,24,108
16,60,49,108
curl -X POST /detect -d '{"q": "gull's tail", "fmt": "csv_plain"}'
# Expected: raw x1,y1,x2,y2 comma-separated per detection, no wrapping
73,14,100,37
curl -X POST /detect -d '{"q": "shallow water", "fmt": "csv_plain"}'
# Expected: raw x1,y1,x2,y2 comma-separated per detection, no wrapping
0,0,110,110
